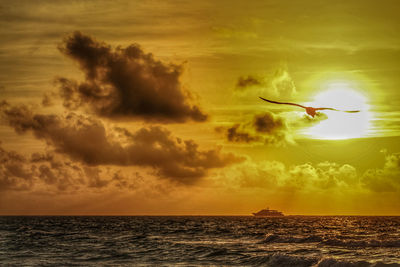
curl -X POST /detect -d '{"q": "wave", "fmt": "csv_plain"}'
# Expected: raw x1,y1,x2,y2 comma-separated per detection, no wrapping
316,258,400,267
244,254,400,267
259,233,323,244
243,253,319,266
259,233,400,248
203,247,245,258
2,216,399,265
322,238,400,248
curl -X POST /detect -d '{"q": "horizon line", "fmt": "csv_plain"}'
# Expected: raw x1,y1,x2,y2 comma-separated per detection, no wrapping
1,214,400,217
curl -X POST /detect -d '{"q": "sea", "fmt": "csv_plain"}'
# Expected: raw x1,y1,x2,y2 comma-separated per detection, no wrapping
0,216,399,266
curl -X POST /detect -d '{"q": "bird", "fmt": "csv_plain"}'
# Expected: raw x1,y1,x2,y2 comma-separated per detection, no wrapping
259,97,360,118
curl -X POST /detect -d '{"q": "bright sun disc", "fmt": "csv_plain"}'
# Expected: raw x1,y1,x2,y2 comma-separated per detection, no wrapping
304,83,371,140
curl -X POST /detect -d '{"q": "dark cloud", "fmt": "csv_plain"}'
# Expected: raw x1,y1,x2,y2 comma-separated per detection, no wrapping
0,104,241,184
0,146,32,191
220,111,290,146
0,144,144,192
41,92,56,107
124,126,242,182
253,112,285,133
56,31,207,123
219,110,328,146
0,146,79,192
235,75,262,90
84,167,109,189
112,171,141,190
30,152,54,163
226,124,260,143
253,112,289,145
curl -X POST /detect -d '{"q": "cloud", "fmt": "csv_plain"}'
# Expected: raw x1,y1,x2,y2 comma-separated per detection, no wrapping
223,160,285,189
253,112,291,145
0,146,33,191
225,124,260,143
253,112,285,133
235,67,297,99
361,152,400,192
41,92,56,107
218,109,330,146
56,31,207,123
0,103,242,184
217,159,359,194
269,68,297,98
0,145,89,192
219,111,291,146
285,162,358,190
236,75,262,90
299,112,328,125
217,151,400,194
112,171,142,191
0,144,157,193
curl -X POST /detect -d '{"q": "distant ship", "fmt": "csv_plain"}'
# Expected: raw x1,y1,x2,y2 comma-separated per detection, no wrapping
252,207,284,217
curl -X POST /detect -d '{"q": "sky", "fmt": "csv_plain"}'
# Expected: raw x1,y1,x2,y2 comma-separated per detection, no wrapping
0,0,400,215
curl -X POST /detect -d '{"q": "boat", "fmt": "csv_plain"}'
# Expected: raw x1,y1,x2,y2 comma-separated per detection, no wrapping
252,207,284,217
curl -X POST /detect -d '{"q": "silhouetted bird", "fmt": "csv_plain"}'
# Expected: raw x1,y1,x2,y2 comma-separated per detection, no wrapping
259,97,360,118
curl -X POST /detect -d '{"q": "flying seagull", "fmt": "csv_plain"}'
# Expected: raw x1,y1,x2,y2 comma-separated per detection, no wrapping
259,97,360,118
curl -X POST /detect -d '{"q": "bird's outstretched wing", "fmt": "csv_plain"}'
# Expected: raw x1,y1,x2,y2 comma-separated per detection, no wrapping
259,97,306,109
259,97,361,114
315,107,360,113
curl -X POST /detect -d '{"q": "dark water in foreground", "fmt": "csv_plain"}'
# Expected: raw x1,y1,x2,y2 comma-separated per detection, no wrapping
1,216,400,266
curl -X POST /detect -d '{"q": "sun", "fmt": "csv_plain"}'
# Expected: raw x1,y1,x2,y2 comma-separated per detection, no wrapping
303,82,372,140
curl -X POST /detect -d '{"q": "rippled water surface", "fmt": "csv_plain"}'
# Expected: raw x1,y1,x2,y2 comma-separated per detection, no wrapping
1,216,400,266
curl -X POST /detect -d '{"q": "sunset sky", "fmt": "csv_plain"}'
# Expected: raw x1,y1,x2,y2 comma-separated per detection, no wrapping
1,0,400,215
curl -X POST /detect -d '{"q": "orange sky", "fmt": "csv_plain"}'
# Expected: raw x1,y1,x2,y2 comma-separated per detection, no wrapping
0,0,400,215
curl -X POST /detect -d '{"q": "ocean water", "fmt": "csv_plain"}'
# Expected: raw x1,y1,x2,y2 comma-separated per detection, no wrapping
0,216,399,266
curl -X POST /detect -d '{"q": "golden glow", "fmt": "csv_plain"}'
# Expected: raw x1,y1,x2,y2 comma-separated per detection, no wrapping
304,82,372,140
1,1,400,216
